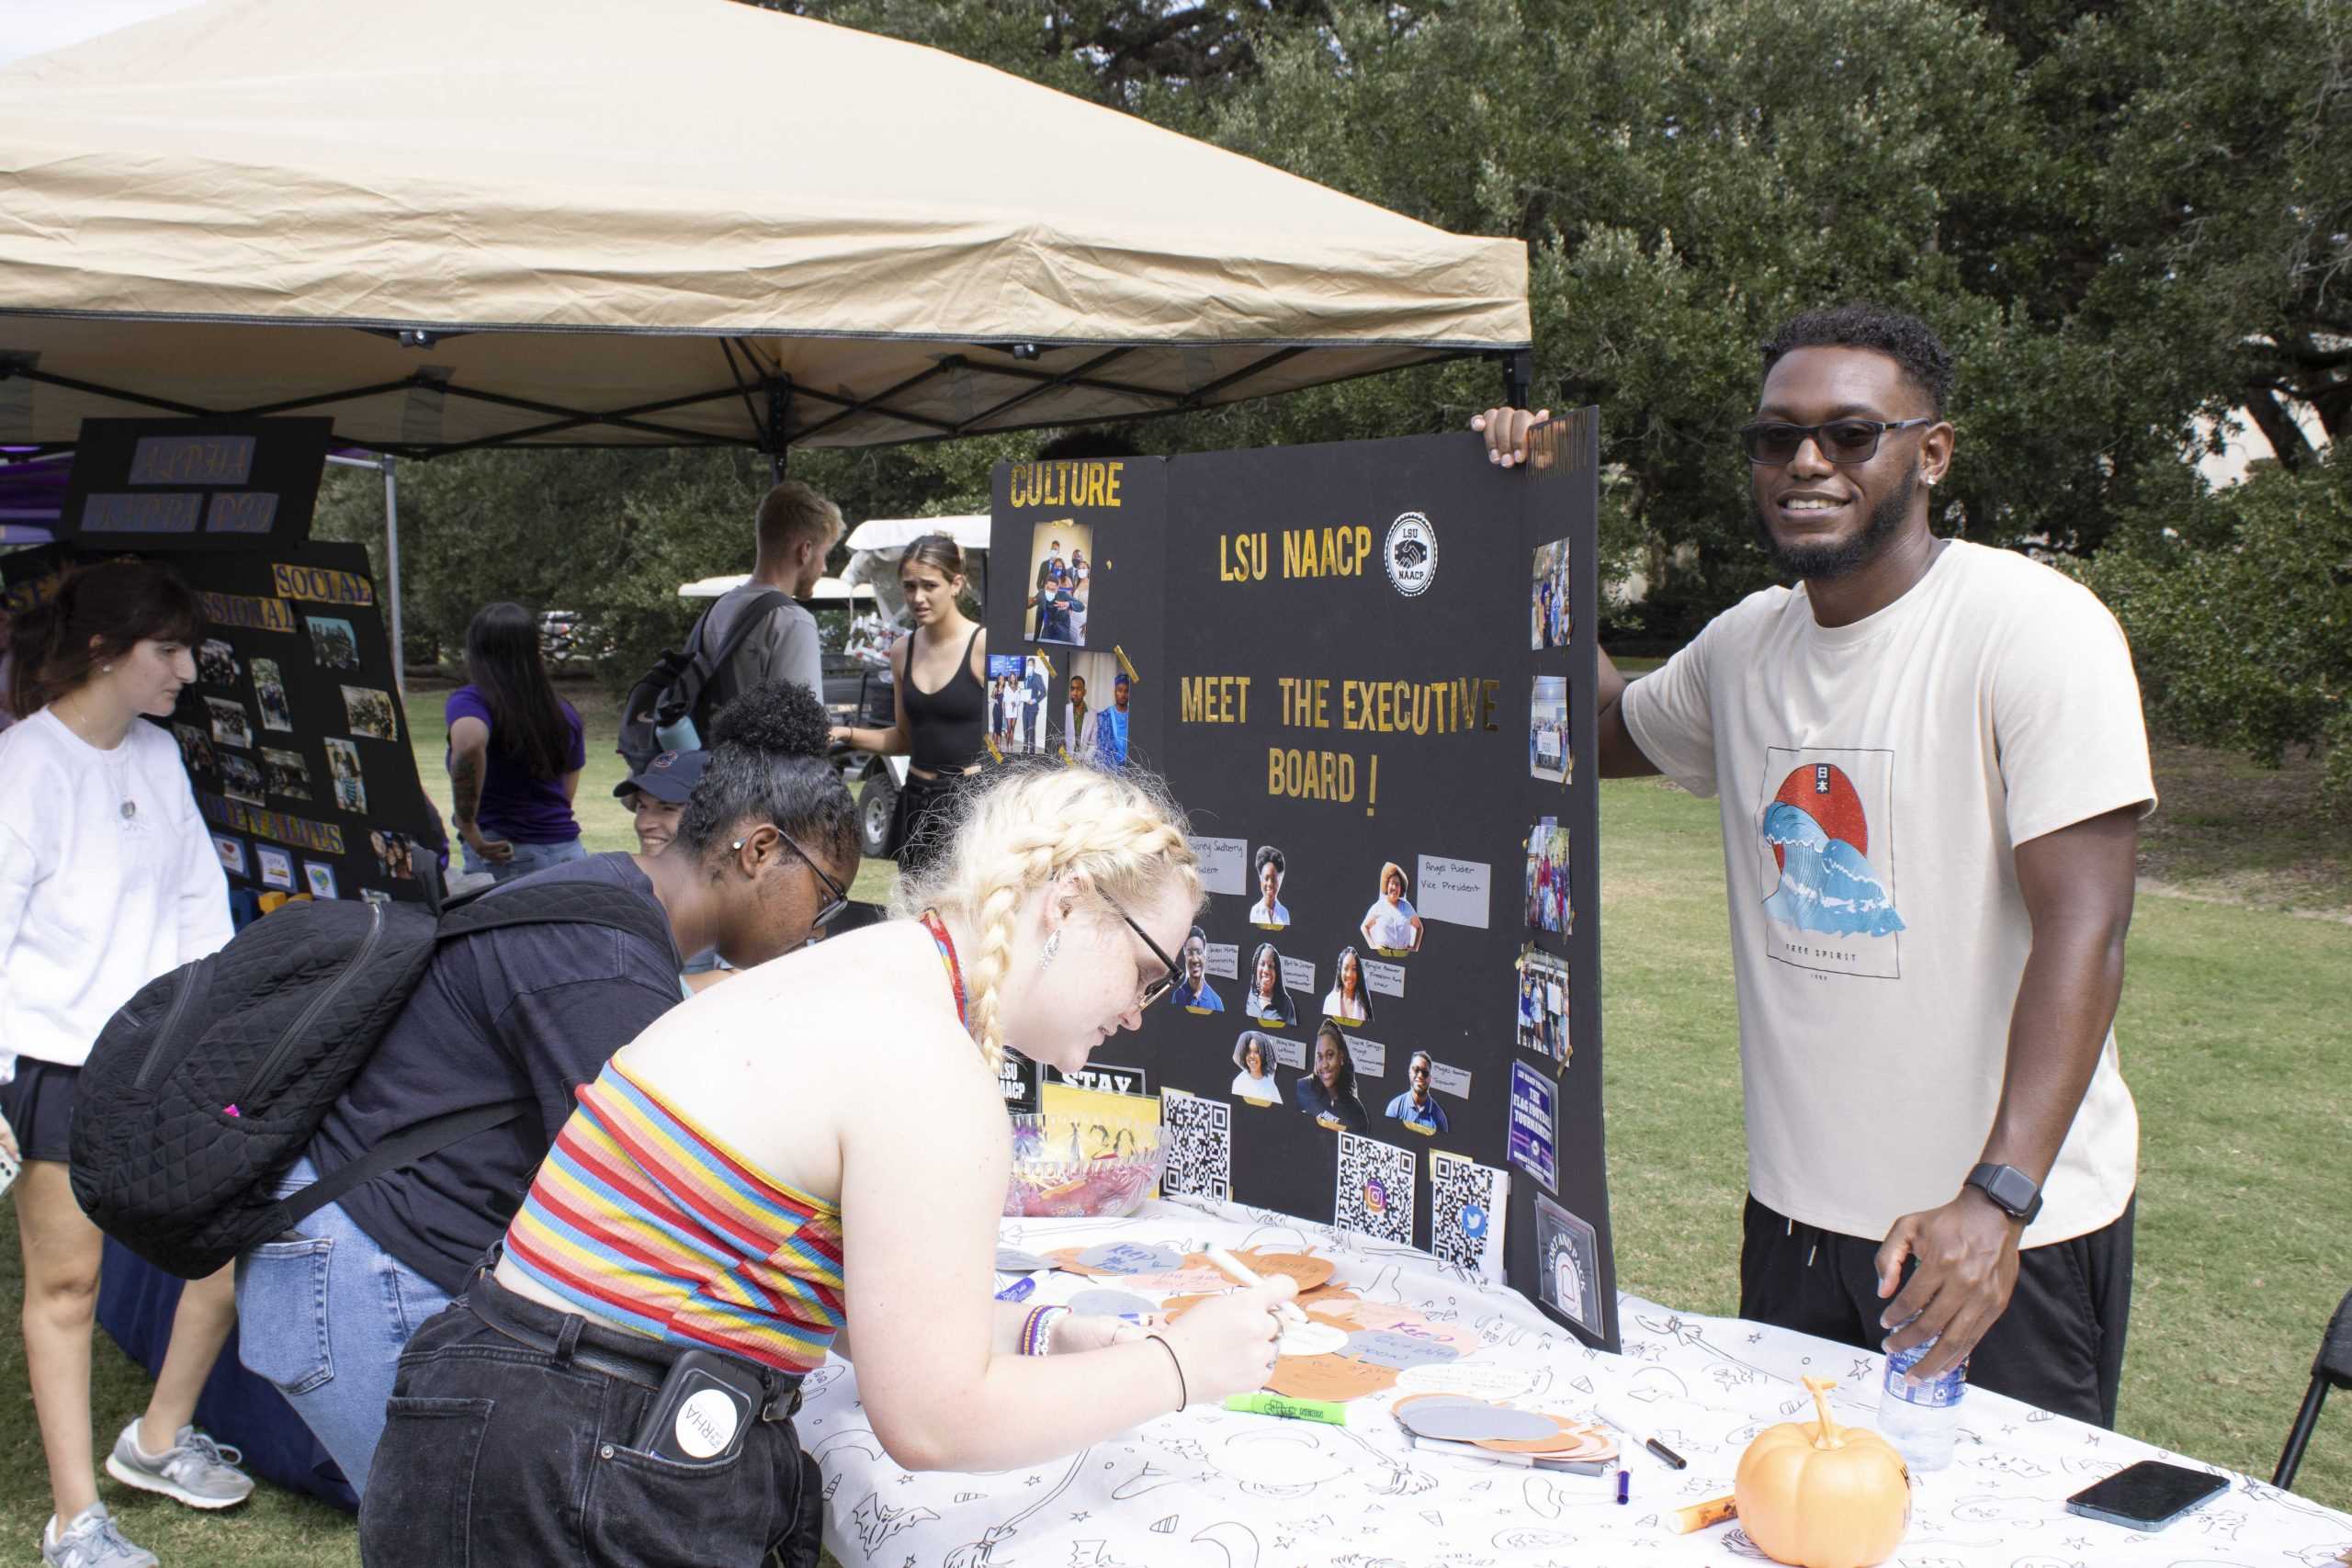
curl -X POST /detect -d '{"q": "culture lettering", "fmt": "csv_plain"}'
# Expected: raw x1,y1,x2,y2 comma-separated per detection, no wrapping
1005,459,1123,510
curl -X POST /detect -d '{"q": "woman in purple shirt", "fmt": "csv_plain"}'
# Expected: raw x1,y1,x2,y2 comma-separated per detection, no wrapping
447,602,586,884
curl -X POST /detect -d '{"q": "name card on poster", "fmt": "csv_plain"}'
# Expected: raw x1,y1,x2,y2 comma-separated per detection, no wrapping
1415,854,1492,929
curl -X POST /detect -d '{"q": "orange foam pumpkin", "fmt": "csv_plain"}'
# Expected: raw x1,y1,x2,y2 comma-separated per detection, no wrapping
1734,1375,1911,1568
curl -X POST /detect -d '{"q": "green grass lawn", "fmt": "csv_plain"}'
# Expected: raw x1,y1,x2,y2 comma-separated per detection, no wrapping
2,693,2345,1563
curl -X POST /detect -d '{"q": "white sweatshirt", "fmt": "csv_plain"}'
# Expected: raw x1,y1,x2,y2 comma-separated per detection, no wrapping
0,708,233,1076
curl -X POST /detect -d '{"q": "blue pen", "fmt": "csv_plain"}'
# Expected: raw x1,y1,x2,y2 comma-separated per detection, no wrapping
994,1276,1036,1303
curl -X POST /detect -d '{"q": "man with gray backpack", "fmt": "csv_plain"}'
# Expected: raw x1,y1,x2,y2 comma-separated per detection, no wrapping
71,685,859,1495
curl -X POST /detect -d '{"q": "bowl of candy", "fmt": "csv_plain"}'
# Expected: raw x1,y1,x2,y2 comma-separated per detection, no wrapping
1003,1111,1164,1218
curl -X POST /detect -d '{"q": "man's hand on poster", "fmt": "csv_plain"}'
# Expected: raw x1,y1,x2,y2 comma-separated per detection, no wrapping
1873,1190,2024,1383
1470,407,1553,469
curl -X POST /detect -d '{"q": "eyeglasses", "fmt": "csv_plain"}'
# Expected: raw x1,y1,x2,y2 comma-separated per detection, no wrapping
732,830,849,928
1737,417,1934,466
1100,890,1180,1010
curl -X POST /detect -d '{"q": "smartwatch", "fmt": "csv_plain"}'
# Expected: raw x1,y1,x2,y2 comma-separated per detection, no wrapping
1965,1162,2043,1224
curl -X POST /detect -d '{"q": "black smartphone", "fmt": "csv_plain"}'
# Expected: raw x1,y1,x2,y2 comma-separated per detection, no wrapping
2064,1460,2230,1531
632,1350,766,1465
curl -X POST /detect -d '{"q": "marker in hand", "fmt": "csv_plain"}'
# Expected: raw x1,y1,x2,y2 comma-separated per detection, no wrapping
1204,1246,1310,1326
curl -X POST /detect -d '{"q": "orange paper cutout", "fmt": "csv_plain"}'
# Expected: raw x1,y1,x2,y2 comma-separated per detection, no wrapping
1266,1353,1398,1403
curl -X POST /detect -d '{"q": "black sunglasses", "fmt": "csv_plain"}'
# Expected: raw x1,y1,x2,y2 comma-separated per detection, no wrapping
1737,416,1934,466
1101,891,1180,1009
732,829,849,928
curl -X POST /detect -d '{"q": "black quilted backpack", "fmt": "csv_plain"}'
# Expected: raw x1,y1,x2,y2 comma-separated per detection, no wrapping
69,879,674,1279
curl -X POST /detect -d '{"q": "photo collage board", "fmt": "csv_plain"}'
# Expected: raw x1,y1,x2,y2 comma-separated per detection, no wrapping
987,421,1616,1348
11,416,445,908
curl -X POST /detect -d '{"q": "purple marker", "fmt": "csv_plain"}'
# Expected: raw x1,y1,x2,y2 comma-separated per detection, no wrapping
993,1276,1036,1303
1616,1467,1630,1505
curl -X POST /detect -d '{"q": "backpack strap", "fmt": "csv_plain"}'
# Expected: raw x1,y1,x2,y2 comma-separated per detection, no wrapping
435,877,679,958
281,1100,531,1227
285,879,683,1224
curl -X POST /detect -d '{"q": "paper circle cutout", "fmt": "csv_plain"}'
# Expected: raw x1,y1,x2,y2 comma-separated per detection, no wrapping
1276,1321,1349,1358
1069,1289,1159,1320
1394,1401,1559,1442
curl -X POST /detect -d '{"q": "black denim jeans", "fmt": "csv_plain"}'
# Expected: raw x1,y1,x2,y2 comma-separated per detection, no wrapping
358,1269,821,1568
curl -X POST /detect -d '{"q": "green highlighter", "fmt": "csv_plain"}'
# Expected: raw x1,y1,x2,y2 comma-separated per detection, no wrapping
1225,1393,1349,1427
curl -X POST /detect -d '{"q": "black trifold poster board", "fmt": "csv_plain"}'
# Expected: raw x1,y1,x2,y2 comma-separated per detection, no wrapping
6,416,441,908
988,419,1617,1348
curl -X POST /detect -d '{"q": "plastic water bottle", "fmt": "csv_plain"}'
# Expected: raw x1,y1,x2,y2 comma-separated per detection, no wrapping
1877,1339,1965,1472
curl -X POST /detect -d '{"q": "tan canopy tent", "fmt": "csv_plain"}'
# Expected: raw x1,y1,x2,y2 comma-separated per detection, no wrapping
0,0,1531,459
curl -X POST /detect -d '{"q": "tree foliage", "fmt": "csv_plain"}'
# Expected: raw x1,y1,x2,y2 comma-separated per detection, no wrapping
2074,452,2352,811
344,0,2350,776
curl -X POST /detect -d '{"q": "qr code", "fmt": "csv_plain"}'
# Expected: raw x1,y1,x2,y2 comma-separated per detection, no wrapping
1159,1089,1231,1203
1430,1149,1507,1280
1334,1132,1415,1245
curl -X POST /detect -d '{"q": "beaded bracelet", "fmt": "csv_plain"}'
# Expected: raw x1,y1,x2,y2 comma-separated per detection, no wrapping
1019,1305,1070,1357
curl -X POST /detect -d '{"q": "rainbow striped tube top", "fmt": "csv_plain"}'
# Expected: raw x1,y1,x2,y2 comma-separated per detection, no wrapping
503,1059,845,1375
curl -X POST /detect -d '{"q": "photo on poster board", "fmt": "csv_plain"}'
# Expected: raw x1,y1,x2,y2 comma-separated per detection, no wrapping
1529,675,1570,784
303,861,339,900
1023,521,1092,646
205,696,254,750
1508,1060,1558,1192
1297,1021,1368,1132
1531,537,1571,650
1359,860,1423,956
261,747,313,801
370,829,420,881
1246,845,1290,929
306,615,361,670
342,685,400,741
1533,1192,1603,1337
1229,1032,1280,1104
325,738,367,813
255,844,295,891
218,750,266,806
1240,940,1297,1027
987,651,1054,757
211,834,246,876
1335,1131,1416,1246
1430,1150,1510,1281
172,723,215,774
252,658,294,731
1159,1089,1232,1204
1058,649,1133,768
1383,1050,1449,1136
196,638,241,686
1516,945,1571,1070
1169,926,1223,1013
1524,817,1571,935
1321,944,1374,1026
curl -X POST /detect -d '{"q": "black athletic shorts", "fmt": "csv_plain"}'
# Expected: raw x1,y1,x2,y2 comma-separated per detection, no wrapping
0,1055,81,1165
1738,1191,2135,1427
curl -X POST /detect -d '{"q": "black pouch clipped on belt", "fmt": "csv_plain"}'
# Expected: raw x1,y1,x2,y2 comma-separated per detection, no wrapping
633,1349,768,1465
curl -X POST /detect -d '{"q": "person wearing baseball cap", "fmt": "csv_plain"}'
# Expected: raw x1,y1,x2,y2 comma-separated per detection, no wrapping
613,749,709,857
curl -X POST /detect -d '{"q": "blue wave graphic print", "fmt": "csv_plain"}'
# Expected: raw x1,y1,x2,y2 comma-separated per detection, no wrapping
1760,801,1906,938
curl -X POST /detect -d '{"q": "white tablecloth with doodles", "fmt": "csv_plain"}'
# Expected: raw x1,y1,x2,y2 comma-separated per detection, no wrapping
803,1201,2352,1568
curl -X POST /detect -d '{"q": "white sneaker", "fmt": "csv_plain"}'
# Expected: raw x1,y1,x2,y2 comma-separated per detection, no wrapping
41,1503,156,1568
104,1420,254,1510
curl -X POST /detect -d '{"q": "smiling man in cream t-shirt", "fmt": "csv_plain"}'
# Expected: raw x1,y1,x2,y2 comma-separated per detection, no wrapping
1476,303,2154,1427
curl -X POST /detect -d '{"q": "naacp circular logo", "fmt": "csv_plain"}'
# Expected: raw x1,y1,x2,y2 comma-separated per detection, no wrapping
1385,512,1437,597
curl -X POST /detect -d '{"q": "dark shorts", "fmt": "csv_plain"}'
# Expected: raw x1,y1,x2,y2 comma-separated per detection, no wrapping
0,1056,80,1165
360,1268,820,1568
1739,1191,2135,1428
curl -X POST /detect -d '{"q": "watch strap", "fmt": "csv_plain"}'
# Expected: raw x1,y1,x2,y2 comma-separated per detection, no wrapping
1966,1161,2044,1224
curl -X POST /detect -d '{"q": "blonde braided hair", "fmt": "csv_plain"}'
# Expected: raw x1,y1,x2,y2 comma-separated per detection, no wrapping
892,761,1200,1066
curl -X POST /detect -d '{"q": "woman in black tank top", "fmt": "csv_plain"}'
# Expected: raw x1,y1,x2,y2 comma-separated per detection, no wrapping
831,535,987,878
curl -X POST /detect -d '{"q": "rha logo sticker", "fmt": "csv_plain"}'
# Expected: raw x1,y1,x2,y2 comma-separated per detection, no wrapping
1385,512,1437,597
